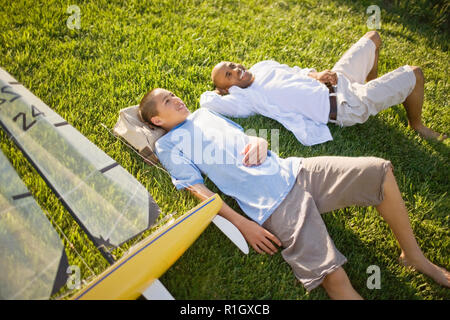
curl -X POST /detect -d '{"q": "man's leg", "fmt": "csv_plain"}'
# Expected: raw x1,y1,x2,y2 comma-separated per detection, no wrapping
402,66,447,140
332,32,378,84
364,31,381,82
363,33,446,140
321,267,363,300
376,167,450,287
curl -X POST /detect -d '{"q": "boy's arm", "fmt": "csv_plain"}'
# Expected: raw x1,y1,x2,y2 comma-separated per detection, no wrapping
187,183,281,255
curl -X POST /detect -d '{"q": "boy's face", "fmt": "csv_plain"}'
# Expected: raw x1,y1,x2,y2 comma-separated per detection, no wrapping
211,61,255,91
150,88,190,130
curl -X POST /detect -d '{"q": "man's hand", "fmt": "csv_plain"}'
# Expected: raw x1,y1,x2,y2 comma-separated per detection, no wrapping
239,219,282,255
214,87,229,95
308,69,337,85
241,137,268,167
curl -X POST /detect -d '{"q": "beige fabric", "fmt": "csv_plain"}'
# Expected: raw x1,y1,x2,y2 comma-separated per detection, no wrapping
330,36,416,127
332,36,376,84
113,105,166,165
263,156,392,291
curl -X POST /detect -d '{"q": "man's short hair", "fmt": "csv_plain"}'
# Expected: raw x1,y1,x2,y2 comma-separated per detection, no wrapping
139,88,159,125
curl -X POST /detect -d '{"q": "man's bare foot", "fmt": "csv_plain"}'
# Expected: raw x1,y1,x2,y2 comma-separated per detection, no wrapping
410,123,448,141
399,252,450,287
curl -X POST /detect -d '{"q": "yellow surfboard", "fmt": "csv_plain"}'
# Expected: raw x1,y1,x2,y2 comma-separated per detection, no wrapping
72,194,222,300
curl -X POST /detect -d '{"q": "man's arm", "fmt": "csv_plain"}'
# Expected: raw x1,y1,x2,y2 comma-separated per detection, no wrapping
187,183,281,255
200,89,256,118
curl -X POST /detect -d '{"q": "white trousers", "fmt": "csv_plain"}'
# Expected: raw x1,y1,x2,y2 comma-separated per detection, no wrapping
330,36,416,127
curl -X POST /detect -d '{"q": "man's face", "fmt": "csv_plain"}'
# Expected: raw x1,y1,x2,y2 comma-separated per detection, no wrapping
211,61,255,91
150,88,190,130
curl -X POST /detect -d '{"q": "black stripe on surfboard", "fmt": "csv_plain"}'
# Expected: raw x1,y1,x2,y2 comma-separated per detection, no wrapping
147,193,160,229
99,162,119,174
50,249,69,296
53,121,69,127
12,192,32,200
8,81,20,85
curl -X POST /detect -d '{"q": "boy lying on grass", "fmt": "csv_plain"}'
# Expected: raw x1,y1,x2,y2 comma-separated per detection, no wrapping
138,88,449,299
200,31,447,146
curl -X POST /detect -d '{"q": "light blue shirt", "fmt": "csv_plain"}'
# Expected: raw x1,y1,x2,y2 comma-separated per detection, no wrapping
155,108,302,225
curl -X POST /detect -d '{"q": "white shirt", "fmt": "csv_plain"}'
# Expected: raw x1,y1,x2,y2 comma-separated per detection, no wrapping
200,60,333,146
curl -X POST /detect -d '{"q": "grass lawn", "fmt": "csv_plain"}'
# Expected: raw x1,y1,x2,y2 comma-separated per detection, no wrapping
0,0,448,300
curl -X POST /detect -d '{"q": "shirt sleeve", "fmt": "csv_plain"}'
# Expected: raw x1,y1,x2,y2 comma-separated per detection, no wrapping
155,139,204,190
199,90,256,118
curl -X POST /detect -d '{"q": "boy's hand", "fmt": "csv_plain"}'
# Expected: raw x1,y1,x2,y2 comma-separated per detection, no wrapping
239,219,281,255
241,137,268,166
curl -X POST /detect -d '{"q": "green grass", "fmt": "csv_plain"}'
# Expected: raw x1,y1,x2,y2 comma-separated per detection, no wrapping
0,0,449,300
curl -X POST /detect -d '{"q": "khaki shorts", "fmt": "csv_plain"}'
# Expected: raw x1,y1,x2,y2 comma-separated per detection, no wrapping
330,36,417,127
262,156,392,291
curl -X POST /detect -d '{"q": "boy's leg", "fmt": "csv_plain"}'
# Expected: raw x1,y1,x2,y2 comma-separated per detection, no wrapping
302,156,449,289
262,179,351,299
376,167,450,287
276,156,390,299
321,267,363,300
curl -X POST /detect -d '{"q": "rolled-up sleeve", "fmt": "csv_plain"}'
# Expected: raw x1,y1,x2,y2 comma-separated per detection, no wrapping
155,139,203,190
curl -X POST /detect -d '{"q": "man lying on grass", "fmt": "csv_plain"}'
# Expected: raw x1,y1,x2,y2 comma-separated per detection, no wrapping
139,88,449,299
200,31,447,146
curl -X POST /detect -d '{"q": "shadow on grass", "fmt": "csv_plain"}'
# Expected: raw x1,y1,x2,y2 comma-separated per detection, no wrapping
320,209,422,300
328,112,449,193
235,109,448,188
160,205,426,299
177,110,449,299
330,0,449,51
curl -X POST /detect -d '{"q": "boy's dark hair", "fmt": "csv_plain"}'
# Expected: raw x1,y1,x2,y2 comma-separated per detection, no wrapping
139,88,159,125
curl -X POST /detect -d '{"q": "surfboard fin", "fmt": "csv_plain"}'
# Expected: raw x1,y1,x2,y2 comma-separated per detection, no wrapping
212,215,249,254
141,279,175,300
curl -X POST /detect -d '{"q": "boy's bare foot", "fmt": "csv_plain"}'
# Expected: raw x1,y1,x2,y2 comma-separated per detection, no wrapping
410,123,448,141
399,252,450,287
